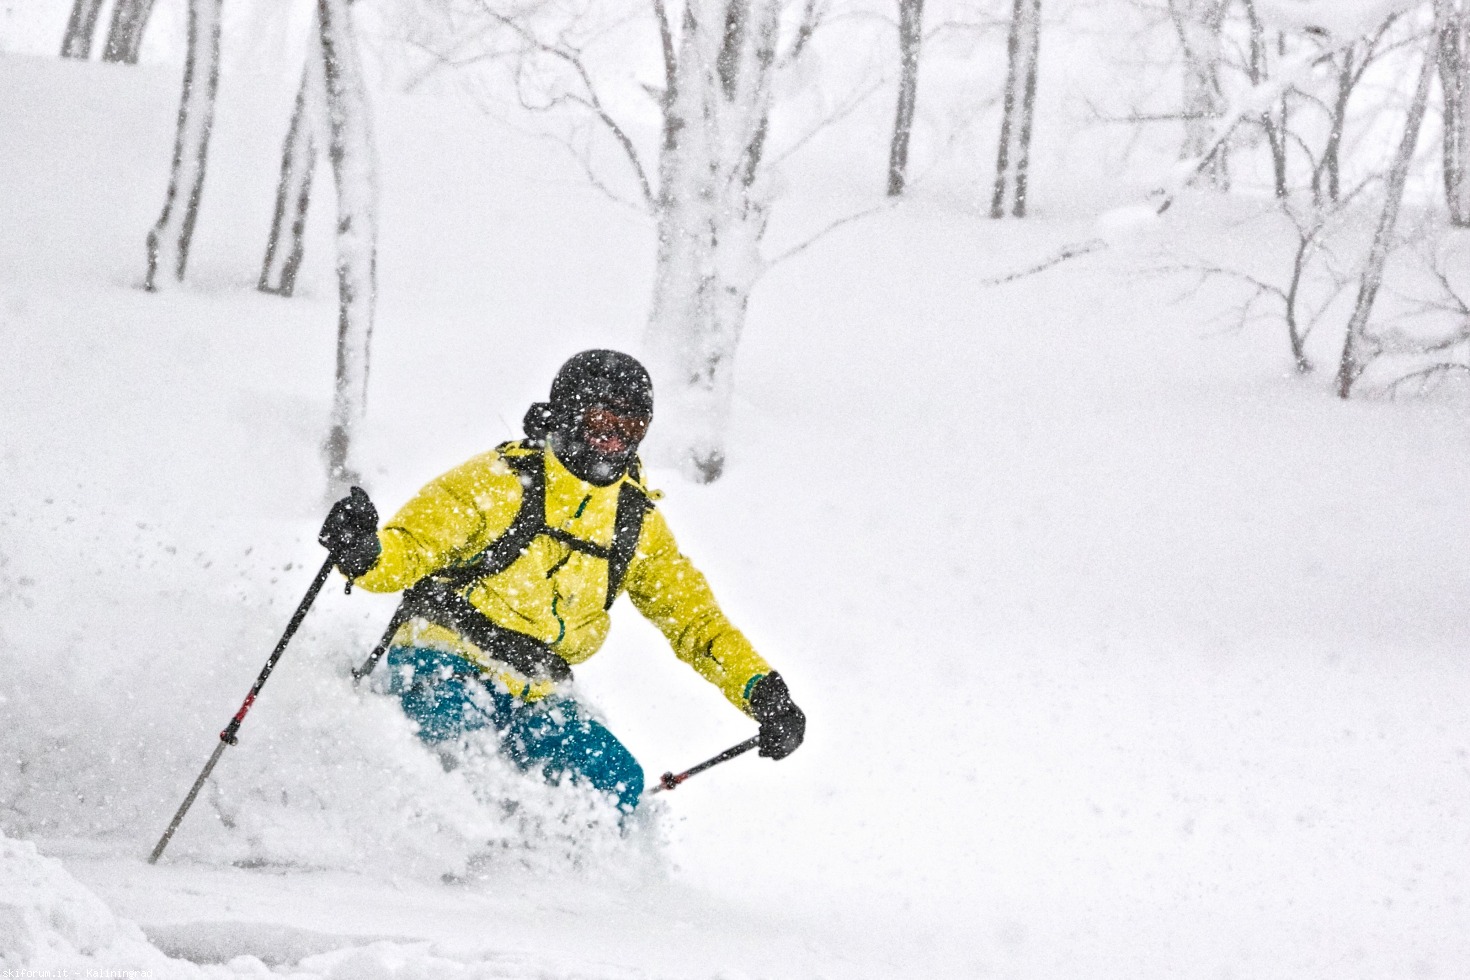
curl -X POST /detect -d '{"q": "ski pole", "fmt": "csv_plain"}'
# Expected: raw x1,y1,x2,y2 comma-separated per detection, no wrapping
148,553,338,864
645,736,760,796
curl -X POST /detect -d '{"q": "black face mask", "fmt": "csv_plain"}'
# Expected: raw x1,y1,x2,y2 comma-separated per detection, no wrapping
550,430,632,485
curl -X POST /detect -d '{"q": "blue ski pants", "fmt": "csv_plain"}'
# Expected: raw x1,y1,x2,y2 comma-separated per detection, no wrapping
385,646,644,813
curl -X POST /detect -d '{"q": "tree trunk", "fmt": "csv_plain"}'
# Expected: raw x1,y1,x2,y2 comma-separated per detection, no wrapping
1176,0,1228,189
1320,48,1354,204
260,37,327,297
102,0,158,64
1336,18,1441,398
887,0,924,197
1285,229,1314,374
316,0,379,493
644,0,780,483
1440,9,1470,225
60,0,105,59
1244,4,1288,199
144,0,223,291
991,0,1041,218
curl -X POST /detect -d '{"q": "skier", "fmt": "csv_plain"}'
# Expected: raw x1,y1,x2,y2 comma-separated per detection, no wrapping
318,350,805,814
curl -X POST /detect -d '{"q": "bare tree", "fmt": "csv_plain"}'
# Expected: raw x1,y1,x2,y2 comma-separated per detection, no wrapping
887,0,925,196
1336,8,1442,399
145,0,223,291
1318,43,1358,204
103,0,158,64
1305,18,1405,205
1377,240,1470,394
60,0,105,59
645,0,785,481
991,0,1041,218
1440,2,1470,225
1171,0,1228,188
260,31,327,298
1168,198,1360,375
317,0,380,492
1112,3,1406,205
401,0,831,481
1241,0,1288,198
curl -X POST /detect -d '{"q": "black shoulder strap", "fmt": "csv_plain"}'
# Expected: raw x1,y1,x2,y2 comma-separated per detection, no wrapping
605,481,652,609
432,447,652,610
434,450,546,589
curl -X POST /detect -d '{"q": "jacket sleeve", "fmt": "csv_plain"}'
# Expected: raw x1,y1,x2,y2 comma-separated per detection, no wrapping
623,508,773,713
354,451,523,594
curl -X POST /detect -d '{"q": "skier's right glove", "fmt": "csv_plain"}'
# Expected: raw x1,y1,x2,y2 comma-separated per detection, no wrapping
748,671,805,760
319,486,381,580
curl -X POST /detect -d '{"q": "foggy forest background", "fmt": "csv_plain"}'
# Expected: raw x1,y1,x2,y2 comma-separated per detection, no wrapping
10,0,1470,486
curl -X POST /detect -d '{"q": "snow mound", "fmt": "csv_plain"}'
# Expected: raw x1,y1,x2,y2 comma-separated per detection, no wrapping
0,832,186,974
1093,203,1160,245
145,921,410,969
0,829,682,977
295,944,681,980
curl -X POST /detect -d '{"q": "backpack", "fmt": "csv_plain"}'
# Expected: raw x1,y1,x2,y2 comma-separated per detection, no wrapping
396,446,653,682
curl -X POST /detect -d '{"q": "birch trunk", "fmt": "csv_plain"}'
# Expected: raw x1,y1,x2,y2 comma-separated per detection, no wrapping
144,0,222,291
260,32,327,297
317,0,379,492
644,0,780,483
990,0,1040,218
1176,0,1228,189
102,0,158,64
1335,18,1442,398
60,0,105,59
1440,9,1470,225
887,0,924,197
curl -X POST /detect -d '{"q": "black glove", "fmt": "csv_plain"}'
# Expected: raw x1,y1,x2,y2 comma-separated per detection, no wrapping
318,486,381,579
748,671,805,760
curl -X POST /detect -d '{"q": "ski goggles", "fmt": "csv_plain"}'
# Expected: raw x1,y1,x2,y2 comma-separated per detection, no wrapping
582,405,650,446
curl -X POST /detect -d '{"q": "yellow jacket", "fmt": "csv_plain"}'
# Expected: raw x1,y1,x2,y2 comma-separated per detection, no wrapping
356,442,772,710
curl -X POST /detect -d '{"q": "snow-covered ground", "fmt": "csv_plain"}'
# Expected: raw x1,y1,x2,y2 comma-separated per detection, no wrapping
2,41,1469,980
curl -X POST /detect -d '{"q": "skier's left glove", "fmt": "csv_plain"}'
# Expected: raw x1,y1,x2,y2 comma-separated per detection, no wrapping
748,672,805,760
319,486,381,580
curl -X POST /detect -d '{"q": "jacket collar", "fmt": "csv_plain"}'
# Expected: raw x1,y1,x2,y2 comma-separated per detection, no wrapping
543,443,646,495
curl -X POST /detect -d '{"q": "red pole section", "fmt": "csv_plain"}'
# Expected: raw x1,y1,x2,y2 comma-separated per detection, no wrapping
645,736,759,796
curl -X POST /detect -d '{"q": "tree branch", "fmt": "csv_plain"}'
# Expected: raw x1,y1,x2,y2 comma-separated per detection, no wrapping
780,0,823,67
979,238,1109,286
475,0,656,210
764,201,897,271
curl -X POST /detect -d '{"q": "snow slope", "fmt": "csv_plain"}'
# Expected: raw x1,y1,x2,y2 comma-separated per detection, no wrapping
2,42,1469,980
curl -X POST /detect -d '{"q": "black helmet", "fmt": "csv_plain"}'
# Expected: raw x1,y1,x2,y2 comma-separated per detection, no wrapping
525,350,653,485
549,349,653,421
